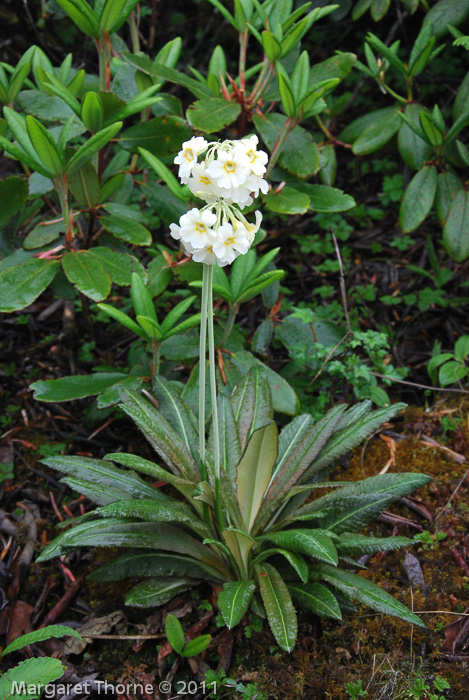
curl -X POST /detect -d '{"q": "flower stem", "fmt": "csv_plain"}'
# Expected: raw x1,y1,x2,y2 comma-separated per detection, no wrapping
207,265,224,529
265,117,294,178
199,265,209,478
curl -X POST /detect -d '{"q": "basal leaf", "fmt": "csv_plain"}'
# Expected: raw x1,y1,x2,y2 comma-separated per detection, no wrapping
125,577,197,607
256,563,297,652
218,581,256,628
289,582,342,619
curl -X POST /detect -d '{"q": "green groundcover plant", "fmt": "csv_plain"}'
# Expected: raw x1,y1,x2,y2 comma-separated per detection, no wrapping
38,133,429,653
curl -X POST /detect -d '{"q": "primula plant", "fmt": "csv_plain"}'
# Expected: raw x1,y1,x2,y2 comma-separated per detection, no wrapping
37,135,429,653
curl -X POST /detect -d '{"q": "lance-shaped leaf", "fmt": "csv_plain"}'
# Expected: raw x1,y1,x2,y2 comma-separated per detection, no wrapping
2,625,82,656
55,0,99,37
443,190,469,262
256,563,297,652
208,395,241,479
97,499,209,537
26,115,63,177
291,473,431,533
122,53,213,99
60,476,147,506
42,455,162,500
151,375,199,461
259,529,338,565
222,529,255,577
337,533,413,556
237,422,278,533
119,389,200,481
0,658,65,700
289,582,342,619
311,564,425,627
66,121,122,174
31,372,128,402
218,581,256,628
88,549,225,582
38,519,230,578
257,549,309,583
126,577,197,607
231,367,274,452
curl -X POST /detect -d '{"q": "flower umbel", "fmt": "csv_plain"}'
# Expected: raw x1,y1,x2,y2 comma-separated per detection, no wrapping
170,136,269,267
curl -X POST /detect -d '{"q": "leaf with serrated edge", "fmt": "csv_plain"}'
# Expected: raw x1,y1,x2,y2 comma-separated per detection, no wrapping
218,581,256,628
261,529,338,565
256,563,297,652
289,582,342,619
2,625,82,656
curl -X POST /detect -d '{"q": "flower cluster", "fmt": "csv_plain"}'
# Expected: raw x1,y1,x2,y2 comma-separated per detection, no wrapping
170,136,268,266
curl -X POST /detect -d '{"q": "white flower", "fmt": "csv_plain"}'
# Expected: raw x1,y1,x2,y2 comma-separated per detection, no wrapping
174,136,208,182
244,210,263,245
207,146,251,191
244,173,269,198
242,135,268,177
169,222,182,240
179,208,217,248
186,162,221,204
187,241,221,266
213,223,250,265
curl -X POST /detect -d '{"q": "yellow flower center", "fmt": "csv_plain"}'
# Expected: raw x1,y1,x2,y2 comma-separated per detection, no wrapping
223,161,236,173
184,148,194,161
225,237,235,246
200,175,211,185
195,223,207,232
247,149,257,163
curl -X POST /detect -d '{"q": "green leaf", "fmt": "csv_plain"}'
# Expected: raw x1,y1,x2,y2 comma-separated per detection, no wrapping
263,186,310,215
97,499,209,537
105,452,194,491
181,635,211,657
454,335,469,361
278,72,296,118
453,71,469,121
311,564,425,627
138,147,189,201
435,170,463,226
423,0,469,38
187,97,241,133
120,115,191,156
256,563,297,652
31,372,127,402
337,533,413,556
97,303,148,340
443,190,469,262
23,219,64,250
66,122,122,174
419,111,443,146
297,473,431,533
365,33,408,76
126,577,197,607
119,390,200,481
122,53,213,99
352,107,400,155
88,549,220,582
439,360,467,386
237,422,278,533
209,395,242,480
2,625,82,656
0,175,28,226
55,0,99,36
88,248,144,286
289,582,342,619
151,375,199,462
398,104,433,170
231,367,274,452
399,165,437,233
62,251,112,301
26,115,63,176
100,214,152,246
0,258,59,313
146,255,172,299
261,529,338,565
68,160,100,208
81,91,104,132
0,658,65,700
262,31,283,61
164,614,185,654
293,182,355,212
370,0,390,20
253,114,319,179
218,581,256,628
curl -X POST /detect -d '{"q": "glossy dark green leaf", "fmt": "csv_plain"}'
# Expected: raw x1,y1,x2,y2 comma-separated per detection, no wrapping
125,578,197,607
55,0,99,37
218,581,256,628
398,104,433,170
26,115,62,176
89,248,144,286
81,91,104,132
399,165,437,233
263,187,310,215
66,122,122,174
311,564,425,627
61,251,111,302
293,183,356,212
68,160,100,208
122,53,213,99
120,116,191,156
352,107,400,155
100,214,152,246
0,175,28,226
88,550,220,582
187,98,241,133
423,0,469,38
453,70,469,121
253,114,319,179
147,254,173,297
256,563,297,652
435,170,463,226
30,372,127,401
443,190,469,262
289,582,342,619
0,258,59,313
261,529,338,565
97,499,209,538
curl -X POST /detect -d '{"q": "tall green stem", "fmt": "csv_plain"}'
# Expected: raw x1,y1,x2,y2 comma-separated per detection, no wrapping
199,265,209,477
98,33,111,92
128,12,140,53
207,265,224,529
